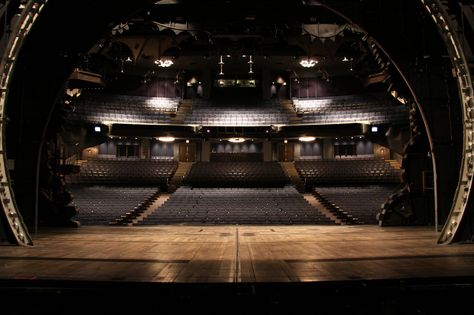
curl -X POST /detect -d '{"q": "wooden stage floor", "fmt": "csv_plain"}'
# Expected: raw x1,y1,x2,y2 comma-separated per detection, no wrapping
1,225,474,283
2,225,474,314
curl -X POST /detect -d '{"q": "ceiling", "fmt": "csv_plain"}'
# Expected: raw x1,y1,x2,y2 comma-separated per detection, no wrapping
79,0,385,89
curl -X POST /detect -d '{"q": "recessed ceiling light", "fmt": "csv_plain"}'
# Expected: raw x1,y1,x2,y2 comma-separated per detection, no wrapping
299,136,316,142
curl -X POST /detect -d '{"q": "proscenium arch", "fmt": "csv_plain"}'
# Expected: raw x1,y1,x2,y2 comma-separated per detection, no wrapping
311,2,439,231
0,0,470,245
418,0,474,244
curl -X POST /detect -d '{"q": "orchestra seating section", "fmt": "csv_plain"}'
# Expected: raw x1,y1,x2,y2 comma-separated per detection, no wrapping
184,99,289,126
183,162,290,187
69,92,180,124
69,186,158,225
293,94,408,125
314,185,399,224
295,158,401,185
67,159,178,185
138,186,335,225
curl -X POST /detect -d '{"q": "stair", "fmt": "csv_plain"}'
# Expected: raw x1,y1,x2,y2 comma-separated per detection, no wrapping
111,189,161,226
132,193,171,225
386,159,401,169
170,99,193,124
303,193,341,225
279,162,306,192
279,99,302,124
312,190,360,225
168,162,194,192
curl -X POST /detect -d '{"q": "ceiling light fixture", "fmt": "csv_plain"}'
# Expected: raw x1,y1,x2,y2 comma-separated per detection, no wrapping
299,136,316,142
158,136,175,142
154,59,173,67
228,137,245,143
300,58,318,68
248,55,254,74
219,55,224,75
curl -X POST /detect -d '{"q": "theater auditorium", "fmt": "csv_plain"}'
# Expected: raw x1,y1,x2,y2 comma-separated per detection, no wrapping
0,0,474,313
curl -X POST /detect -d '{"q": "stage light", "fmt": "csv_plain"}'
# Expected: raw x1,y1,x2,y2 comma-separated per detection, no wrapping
94,126,101,132
186,140,190,143
371,126,378,133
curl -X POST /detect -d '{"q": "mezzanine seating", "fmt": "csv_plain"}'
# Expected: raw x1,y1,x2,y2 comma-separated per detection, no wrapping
293,94,408,125
69,92,180,124
184,98,288,126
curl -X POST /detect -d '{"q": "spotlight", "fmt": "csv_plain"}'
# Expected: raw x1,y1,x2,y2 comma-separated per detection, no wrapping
94,126,101,132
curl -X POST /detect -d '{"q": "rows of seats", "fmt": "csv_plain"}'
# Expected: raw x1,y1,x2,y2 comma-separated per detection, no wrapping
66,159,178,185
183,162,289,187
315,185,399,224
69,186,158,225
185,109,288,126
300,107,408,125
184,98,288,126
295,158,401,184
79,92,180,112
293,94,383,112
293,94,408,125
69,92,179,124
139,186,335,225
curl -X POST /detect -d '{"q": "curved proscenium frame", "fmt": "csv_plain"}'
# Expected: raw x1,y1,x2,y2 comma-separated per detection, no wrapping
0,0,471,245
0,1,47,246
315,1,439,232
420,0,474,244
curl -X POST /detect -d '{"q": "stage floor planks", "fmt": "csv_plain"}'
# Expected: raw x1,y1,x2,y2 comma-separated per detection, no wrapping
1,225,474,283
